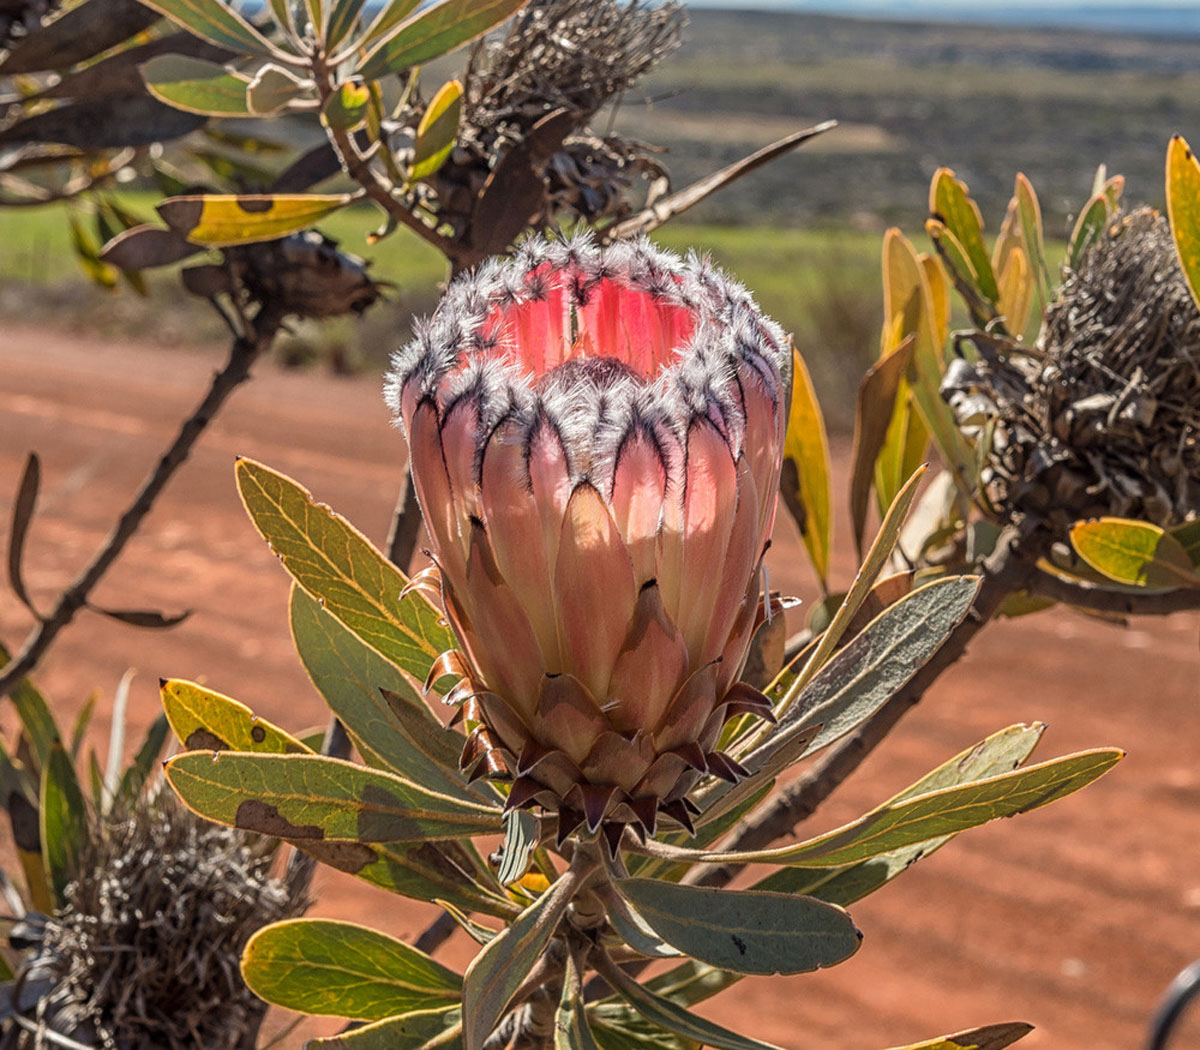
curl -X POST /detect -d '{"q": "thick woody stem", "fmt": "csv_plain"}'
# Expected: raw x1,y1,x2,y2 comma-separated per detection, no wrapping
0,307,283,700
687,525,1038,889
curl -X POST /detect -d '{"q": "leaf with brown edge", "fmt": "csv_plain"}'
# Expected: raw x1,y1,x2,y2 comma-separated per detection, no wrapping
160,678,314,755
7,453,39,614
1070,518,1200,590
241,918,460,1020
165,752,500,841
158,194,354,247
781,347,831,586
1167,135,1200,312
1014,173,1050,310
849,336,913,557
1171,519,1200,568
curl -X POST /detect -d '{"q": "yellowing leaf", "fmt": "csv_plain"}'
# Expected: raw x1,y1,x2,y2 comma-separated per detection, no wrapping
929,167,999,304
411,78,463,182
1166,134,1200,312
160,678,313,754
878,1023,1033,1050
322,79,370,130
1070,517,1200,590
157,193,354,247
781,347,832,585
1014,173,1050,309
996,243,1032,337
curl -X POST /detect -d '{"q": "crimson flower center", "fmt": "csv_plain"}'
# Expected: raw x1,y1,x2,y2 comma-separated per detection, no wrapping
481,275,697,382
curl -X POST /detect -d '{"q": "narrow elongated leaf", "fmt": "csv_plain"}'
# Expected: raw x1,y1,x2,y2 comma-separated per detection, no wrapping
290,588,484,800
160,678,313,754
326,0,370,48
879,1023,1032,1050
1167,135,1200,311
0,96,206,150
779,465,927,711
136,0,278,55
462,870,579,1050
995,244,1032,336
2,641,57,772
556,949,603,1050
237,459,455,683
140,55,251,115
158,194,353,247
242,918,460,1020
117,714,170,805
849,338,913,556
357,0,422,49
692,748,1122,867
754,723,1048,907
7,453,39,613
166,751,499,842
588,1006,694,1050
1066,193,1109,272
357,0,528,80
597,955,784,1050
648,727,1048,1012
929,168,999,304
1070,518,1200,589
41,742,88,903
1014,173,1050,309
412,79,463,182
615,879,860,976
882,228,977,499
305,1006,463,1049
781,347,831,586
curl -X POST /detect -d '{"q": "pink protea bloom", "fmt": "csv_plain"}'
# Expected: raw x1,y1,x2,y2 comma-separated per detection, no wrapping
386,234,791,849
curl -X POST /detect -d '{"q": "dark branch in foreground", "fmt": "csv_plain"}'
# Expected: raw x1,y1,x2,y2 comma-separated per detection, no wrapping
1028,568,1200,616
0,308,284,700
688,526,1039,889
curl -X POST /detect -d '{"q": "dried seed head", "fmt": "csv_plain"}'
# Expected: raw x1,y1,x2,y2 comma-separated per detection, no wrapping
230,231,383,319
946,207,1200,531
14,787,302,1050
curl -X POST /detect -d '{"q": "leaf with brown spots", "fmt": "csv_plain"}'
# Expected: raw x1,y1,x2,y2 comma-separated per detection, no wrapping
160,678,313,755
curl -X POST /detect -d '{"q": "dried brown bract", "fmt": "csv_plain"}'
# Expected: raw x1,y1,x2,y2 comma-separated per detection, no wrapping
11,788,302,1050
945,207,1200,532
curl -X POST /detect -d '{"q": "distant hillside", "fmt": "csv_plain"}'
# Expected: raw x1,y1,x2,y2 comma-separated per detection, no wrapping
687,3,1200,37
605,8,1200,230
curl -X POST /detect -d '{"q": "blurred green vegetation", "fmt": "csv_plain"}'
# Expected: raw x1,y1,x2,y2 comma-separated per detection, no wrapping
0,198,883,427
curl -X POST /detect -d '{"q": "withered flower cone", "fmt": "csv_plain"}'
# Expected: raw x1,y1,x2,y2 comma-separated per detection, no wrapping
386,235,791,846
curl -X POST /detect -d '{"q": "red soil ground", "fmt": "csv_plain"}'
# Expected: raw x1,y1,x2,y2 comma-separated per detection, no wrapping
1,324,1198,1049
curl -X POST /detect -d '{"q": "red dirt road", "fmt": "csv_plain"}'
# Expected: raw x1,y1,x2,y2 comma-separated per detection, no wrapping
2,323,1198,1049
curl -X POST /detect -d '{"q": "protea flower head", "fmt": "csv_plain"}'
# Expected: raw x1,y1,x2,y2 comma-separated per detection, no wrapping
386,233,792,849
